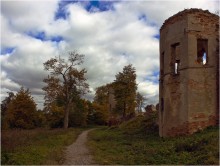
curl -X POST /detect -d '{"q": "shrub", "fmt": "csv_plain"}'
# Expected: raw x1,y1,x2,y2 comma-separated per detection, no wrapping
45,104,64,128
3,87,39,129
142,112,159,135
119,113,159,135
175,138,209,152
69,99,88,127
92,103,109,125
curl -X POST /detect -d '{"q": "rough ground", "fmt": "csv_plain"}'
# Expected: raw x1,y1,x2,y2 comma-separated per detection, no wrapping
63,129,95,165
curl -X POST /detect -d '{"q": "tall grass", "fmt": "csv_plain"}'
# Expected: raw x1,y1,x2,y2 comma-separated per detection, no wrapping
1,128,85,165
88,116,219,165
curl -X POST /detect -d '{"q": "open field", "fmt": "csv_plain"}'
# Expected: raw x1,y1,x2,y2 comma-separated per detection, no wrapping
1,128,86,165
88,121,219,165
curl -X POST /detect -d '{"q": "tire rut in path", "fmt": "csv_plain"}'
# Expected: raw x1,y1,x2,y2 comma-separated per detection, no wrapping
63,129,95,165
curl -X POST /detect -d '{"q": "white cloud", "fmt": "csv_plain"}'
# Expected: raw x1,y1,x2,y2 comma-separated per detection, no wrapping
1,0,59,32
1,0,217,108
1,71,20,91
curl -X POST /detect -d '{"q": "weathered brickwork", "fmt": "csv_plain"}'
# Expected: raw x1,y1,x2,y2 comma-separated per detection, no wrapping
159,9,219,137
166,115,217,137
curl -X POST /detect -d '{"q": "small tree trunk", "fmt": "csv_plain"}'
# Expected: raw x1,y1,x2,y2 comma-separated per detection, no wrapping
63,103,70,129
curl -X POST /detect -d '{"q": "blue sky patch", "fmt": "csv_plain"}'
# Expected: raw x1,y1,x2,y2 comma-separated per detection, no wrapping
27,31,46,41
85,1,100,12
153,34,160,39
27,31,64,43
145,71,159,84
55,0,73,20
0,47,15,55
54,0,115,19
50,36,64,42
153,71,159,77
85,1,115,12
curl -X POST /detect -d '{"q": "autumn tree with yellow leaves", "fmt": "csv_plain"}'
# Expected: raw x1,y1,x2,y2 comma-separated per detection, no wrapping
113,64,137,118
43,51,89,129
3,87,39,129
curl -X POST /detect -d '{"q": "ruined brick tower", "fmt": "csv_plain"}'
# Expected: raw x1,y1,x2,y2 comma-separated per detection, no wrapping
159,9,219,137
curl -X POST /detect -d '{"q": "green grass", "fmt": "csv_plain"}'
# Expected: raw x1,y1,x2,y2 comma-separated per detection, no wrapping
1,127,87,165
88,117,219,165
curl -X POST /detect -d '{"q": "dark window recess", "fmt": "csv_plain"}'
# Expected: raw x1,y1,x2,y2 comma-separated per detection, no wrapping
197,39,208,65
171,43,180,75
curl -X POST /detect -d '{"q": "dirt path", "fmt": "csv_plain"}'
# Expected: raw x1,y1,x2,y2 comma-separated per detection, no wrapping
63,129,95,165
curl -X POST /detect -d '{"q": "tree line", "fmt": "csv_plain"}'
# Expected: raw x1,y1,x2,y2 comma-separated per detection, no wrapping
1,51,146,129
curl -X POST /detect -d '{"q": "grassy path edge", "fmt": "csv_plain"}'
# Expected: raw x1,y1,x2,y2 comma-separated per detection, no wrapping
1,127,88,165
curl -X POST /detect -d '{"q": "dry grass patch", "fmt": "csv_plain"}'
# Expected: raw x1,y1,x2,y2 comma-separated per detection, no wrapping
1,128,85,165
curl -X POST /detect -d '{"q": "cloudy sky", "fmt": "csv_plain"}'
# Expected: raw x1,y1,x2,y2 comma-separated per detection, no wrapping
0,0,218,109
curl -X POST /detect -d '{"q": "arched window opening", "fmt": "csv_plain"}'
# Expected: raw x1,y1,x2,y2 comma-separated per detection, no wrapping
174,60,180,74
197,39,208,65
171,43,180,75
203,52,207,65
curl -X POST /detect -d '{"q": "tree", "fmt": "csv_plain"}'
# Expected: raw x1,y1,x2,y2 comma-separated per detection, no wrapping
44,103,64,128
113,64,137,118
1,92,15,127
4,87,38,129
136,92,145,113
69,98,88,127
92,102,109,125
93,84,109,105
43,51,89,129
93,84,114,125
